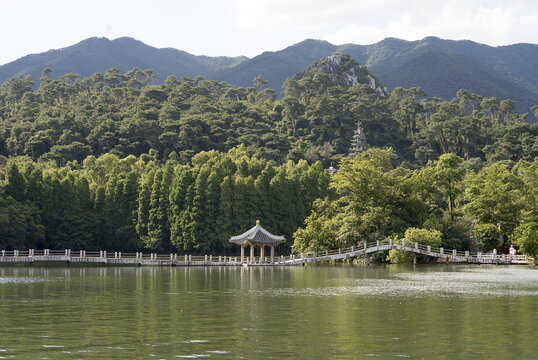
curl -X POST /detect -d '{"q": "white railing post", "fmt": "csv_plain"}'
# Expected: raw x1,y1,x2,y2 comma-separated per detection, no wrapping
210,255,213,263
326,249,329,256
440,248,444,255
351,246,354,253
205,254,208,262
119,252,121,259
83,250,86,258
189,255,192,262
402,239,406,248
364,242,367,250
281,255,284,263
185,254,188,262
465,251,469,257
65,249,68,256
376,240,380,247
389,238,393,246
452,249,457,257
2,250,4,257
174,254,177,261
219,256,221,263
338,248,341,254
103,251,107,258
427,245,431,252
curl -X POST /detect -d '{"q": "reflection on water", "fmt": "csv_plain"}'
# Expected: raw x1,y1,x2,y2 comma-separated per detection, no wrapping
258,267,538,298
0,264,535,359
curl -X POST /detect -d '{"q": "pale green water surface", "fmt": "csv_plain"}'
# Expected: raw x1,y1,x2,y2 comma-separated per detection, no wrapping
0,265,536,359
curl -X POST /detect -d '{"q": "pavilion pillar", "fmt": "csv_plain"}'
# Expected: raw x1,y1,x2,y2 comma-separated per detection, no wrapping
250,244,255,264
240,245,245,264
270,245,275,263
260,245,265,263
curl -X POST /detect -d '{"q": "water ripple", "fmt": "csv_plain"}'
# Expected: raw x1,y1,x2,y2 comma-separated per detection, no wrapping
0,277,47,284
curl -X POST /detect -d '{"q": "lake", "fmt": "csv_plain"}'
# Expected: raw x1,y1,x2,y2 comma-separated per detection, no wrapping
0,264,536,359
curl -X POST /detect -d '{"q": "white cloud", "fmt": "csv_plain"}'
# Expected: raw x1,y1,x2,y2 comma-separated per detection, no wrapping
230,0,538,46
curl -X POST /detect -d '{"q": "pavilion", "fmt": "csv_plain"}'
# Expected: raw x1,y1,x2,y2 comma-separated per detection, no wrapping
229,220,286,264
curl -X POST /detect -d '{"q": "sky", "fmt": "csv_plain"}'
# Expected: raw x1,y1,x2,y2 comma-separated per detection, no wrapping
0,0,537,65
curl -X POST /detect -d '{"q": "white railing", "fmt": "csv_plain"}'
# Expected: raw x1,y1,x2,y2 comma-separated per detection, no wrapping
0,243,531,265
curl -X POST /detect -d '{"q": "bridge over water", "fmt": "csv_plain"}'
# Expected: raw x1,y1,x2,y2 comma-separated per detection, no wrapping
0,240,529,266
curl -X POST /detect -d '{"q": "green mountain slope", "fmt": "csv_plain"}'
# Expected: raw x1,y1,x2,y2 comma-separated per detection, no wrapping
1,36,536,114
0,37,247,84
213,39,337,91
380,50,537,112
338,37,538,110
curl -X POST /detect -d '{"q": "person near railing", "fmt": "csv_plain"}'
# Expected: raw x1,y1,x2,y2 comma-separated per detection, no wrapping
509,245,516,260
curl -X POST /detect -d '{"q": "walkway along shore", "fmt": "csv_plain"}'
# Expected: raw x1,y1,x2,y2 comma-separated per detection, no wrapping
0,239,530,266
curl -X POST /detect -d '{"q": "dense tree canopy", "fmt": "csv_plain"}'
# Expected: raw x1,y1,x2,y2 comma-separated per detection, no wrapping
0,66,537,260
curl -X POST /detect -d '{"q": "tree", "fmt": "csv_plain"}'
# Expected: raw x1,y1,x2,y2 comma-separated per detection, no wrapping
348,118,367,157
512,222,538,260
472,223,500,252
4,162,25,202
136,172,154,245
253,75,268,93
433,153,465,215
0,198,44,250
292,198,342,253
463,163,525,240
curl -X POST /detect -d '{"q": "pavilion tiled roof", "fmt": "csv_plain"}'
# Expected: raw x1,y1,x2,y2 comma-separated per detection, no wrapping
229,220,286,245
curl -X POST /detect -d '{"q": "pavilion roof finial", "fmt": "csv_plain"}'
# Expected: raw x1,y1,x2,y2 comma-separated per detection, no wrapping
256,219,260,226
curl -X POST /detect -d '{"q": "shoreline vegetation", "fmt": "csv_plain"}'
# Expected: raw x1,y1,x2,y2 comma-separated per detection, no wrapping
0,64,537,264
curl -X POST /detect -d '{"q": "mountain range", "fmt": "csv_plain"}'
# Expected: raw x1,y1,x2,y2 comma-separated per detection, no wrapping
1,36,537,112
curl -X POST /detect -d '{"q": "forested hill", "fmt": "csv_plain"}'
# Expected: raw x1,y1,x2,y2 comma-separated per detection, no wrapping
0,54,537,167
1,56,537,258
1,37,537,114
0,37,248,87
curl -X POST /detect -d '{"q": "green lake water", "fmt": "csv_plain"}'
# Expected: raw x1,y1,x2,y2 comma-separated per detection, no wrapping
0,264,536,359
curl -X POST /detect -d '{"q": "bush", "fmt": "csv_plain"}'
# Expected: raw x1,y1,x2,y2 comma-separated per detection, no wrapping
387,228,442,263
